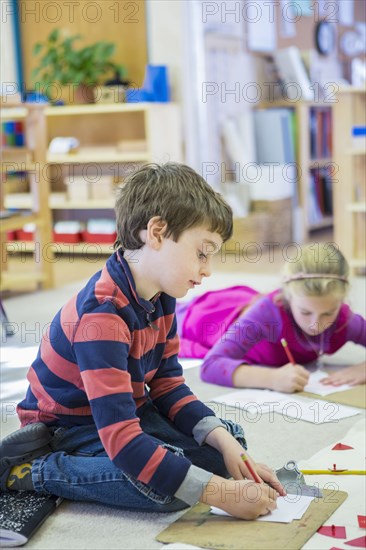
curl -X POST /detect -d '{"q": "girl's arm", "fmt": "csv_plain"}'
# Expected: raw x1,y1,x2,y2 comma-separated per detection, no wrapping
201,294,309,392
232,363,309,393
320,362,366,386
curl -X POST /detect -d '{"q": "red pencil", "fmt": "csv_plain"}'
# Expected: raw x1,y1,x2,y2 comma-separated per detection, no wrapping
240,452,262,484
281,338,296,366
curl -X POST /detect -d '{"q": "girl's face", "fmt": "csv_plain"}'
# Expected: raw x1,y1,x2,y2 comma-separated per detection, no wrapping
288,292,343,336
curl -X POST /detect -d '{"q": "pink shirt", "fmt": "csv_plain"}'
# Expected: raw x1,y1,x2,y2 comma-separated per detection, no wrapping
176,287,366,387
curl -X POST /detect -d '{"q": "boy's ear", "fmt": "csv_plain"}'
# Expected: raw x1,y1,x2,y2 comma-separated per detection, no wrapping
146,216,168,249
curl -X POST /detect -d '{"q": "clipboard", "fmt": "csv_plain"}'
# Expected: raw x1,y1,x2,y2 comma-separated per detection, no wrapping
300,384,366,409
156,489,347,550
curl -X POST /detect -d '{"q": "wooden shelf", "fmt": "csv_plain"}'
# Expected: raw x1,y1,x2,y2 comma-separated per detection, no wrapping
349,258,366,269
0,271,46,290
308,216,333,231
333,88,366,275
45,103,152,116
47,146,150,164
5,193,114,210
1,213,41,232
347,202,366,213
346,148,366,156
6,241,114,255
1,103,54,290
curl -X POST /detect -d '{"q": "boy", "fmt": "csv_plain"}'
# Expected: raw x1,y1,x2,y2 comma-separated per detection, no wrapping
0,163,284,520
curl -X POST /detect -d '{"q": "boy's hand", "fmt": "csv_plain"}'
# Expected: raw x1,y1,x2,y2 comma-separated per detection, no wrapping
320,363,366,386
201,474,278,520
271,363,309,393
205,427,286,496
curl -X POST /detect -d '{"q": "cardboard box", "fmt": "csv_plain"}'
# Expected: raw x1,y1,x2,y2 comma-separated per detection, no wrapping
251,198,292,245
89,176,114,200
223,213,269,252
64,176,90,201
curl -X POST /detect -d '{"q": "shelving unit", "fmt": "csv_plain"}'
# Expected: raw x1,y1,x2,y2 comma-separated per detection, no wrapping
5,102,183,255
1,102,54,290
259,100,334,241
333,88,366,273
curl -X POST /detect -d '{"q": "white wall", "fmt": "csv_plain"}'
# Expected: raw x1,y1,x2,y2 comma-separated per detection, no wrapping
146,0,185,102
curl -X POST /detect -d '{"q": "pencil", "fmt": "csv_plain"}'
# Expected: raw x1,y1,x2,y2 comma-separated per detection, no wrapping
301,470,366,475
240,452,262,483
281,338,296,365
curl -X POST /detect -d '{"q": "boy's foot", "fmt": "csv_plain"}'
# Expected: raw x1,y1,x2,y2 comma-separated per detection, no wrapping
0,423,52,491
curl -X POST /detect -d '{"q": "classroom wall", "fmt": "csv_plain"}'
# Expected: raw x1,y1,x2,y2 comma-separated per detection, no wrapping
18,0,148,91
146,0,185,102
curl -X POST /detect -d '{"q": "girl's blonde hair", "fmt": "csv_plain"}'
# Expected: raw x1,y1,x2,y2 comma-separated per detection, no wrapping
282,244,349,299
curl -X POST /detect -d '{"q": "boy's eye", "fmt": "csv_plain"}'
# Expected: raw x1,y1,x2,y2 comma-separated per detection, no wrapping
301,311,311,316
198,251,207,260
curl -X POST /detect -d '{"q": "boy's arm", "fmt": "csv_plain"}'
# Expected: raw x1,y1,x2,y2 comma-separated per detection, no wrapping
148,331,224,441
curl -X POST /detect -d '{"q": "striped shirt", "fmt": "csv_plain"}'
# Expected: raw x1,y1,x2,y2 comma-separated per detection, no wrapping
17,251,221,504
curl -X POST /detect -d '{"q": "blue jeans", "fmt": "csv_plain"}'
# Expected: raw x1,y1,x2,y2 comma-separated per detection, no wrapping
32,400,236,512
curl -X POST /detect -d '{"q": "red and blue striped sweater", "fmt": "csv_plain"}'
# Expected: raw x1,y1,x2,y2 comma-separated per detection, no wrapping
17,251,222,504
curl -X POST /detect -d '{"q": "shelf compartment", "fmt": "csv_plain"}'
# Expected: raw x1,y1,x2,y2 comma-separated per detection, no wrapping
47,146,150,164
5,193,115,210
6,241,114,255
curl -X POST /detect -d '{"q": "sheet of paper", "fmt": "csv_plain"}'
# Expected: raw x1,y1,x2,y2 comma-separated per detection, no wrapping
280,0,296,38
338,0,354,25
179,359,203,371
212,388,288,410
279,397,361,424
211,495,314,523
304,370,353,396
246,0,276,52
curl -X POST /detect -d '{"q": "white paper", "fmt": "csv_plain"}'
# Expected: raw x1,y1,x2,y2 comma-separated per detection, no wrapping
211,495,314,523
0,346,38,367
279,397,360,424
212,388,288,410
304,370,353,396
280,0,296,38
180,359,203,371
246,0,276,52
338,0,354,25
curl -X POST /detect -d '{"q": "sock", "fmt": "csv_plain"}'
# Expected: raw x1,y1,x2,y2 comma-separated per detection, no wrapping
7,462,34,491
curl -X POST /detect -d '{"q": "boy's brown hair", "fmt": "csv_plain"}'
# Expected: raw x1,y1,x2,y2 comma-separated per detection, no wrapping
114,162,233,250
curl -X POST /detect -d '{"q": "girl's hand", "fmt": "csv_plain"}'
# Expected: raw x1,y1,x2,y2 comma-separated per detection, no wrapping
270,363,309,393
320,363,366,386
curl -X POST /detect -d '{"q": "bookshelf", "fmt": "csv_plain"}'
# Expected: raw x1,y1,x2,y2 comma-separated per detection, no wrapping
333,88,366,273
4,102,183,257
1,102,54,290
258,100,334,241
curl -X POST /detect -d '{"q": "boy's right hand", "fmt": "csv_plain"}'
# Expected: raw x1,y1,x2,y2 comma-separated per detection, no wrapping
200,475,278,520
271,363,309,393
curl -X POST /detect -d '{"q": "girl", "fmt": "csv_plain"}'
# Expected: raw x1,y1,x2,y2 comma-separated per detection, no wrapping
176,244,366,393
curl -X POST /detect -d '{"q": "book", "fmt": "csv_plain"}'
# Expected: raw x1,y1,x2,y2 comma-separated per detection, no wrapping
0,492,63,547
273,46,314,101
253,108,295,164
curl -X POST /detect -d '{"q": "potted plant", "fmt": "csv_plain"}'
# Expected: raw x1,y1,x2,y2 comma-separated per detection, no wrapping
32,28,126,104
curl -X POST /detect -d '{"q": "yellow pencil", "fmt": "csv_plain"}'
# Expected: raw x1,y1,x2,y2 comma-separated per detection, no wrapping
301,470,366,475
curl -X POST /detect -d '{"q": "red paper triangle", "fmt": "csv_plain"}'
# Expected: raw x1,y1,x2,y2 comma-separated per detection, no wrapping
330,547,344,550
318,525,347,539
332,442,354,450
345,536,366,548
358,516,366,529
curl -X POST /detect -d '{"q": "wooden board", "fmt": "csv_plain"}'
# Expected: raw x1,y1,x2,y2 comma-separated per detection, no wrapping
156,489,347,550
300,384,366,409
